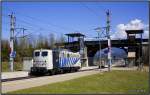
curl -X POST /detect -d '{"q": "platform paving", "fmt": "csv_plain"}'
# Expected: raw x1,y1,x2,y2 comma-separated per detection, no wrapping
2,71,29,80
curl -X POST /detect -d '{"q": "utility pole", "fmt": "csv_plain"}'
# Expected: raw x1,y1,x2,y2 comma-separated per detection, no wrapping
106,10,111,71
9,12,16,72
22,28,27,57
95,27,102,71
98,31,101,70
21,28,27,45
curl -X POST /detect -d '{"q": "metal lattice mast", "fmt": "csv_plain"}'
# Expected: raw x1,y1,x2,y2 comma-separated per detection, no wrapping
9,12,16,72
106,10,111,71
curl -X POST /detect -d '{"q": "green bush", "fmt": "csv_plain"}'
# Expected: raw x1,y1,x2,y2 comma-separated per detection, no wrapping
2,62,23,72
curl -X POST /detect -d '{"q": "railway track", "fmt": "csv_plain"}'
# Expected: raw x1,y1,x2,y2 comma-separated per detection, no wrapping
2,67,100,82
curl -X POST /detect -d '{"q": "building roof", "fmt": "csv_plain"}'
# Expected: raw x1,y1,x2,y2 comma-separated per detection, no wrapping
65,33,85,37
125,30,144,34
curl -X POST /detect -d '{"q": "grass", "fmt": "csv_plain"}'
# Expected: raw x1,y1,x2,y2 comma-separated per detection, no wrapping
2,62,23,72
8,70,149,94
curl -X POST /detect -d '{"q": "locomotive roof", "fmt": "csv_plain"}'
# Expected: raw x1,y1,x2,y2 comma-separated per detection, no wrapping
34,49,52,52
34,48,79,54
53,49,80,54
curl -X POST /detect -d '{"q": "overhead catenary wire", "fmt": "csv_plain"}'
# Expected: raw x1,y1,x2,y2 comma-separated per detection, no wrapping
6,7,77,32
97,4,107,13
2,14,36,35
80,2,100,19
4,6,103,36
4,6,104,37
80,2,109,37
16,18,58,33
13,14,59,34
3,5,108,40
3,13,59,37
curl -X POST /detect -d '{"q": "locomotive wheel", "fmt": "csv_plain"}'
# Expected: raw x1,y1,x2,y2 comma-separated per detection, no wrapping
51,70,55,75
59,69,64,74
48,70,55,75
29,72,33,76
70,68,74,73
74,68,78,72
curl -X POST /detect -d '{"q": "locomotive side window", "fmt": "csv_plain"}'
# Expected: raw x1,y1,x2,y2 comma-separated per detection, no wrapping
42,51,48,56
35,52,40,57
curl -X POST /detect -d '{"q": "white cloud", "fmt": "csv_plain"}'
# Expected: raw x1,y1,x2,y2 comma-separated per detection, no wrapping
111,19,149,39
111,24,127,39
126,19,144,30
141,24,149,38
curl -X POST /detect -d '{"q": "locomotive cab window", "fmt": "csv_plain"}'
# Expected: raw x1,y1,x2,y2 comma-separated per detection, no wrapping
42,51,48,56
34,52,40,57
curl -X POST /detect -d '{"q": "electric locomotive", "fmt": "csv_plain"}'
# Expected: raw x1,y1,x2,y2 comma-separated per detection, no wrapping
30,49,81,75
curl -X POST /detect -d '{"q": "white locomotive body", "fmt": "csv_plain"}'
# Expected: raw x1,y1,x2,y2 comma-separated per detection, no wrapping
30,49,81,75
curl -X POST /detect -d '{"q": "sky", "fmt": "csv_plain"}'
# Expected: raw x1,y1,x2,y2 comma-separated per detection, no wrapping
2,1,149,41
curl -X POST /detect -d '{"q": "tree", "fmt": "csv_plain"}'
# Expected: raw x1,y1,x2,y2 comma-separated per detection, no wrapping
43,37,49,49
58,34,66,43
48,33,56,49
1,39,9,61
36,33,45,49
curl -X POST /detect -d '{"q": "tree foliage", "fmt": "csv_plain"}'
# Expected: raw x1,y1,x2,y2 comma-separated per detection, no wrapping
1,39,9,61
1,33,66,62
